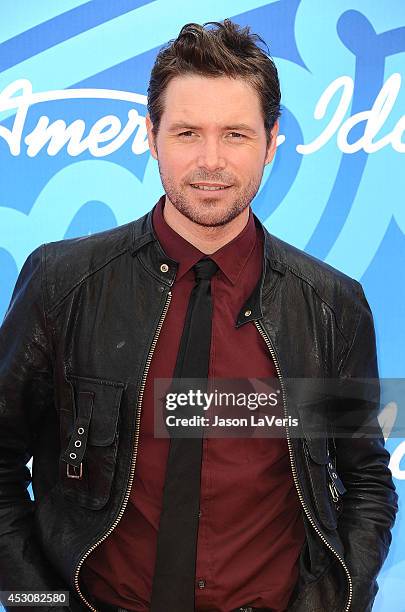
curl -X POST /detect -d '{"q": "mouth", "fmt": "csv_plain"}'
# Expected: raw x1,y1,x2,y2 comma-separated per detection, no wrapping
190,183,232,192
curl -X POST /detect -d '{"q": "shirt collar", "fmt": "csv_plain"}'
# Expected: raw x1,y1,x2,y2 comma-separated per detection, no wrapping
152,195,257,285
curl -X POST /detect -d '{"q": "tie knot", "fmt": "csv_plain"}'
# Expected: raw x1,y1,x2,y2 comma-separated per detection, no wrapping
193,258,219,282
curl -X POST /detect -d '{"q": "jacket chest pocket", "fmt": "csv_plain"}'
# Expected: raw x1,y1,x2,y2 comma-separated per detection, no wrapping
303,437,346,531
60,374,125,510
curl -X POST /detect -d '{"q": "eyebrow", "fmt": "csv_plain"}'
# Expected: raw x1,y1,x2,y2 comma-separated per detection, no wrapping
167,122,257,134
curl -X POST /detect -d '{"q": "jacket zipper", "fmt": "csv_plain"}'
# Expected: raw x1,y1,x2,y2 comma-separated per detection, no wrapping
73,290,172,611
254,320,353,612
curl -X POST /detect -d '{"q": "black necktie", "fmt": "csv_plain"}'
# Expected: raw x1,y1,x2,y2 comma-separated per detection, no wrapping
150,257,219,612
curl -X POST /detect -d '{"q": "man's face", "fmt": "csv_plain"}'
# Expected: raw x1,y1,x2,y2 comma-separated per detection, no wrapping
146,75,278,227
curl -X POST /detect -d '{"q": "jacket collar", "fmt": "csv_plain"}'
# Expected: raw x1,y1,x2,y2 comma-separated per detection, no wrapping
129,202,286,325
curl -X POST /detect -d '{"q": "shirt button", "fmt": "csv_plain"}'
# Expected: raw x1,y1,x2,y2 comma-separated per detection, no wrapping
197,579,206,589
198,510,202,518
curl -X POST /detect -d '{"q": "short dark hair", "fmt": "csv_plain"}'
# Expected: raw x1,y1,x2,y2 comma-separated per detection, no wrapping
147,19,281,147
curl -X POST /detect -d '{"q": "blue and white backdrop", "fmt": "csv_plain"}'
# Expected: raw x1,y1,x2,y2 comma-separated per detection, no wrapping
0,2,404,610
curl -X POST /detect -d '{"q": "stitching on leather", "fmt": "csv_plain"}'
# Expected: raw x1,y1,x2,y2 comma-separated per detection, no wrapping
39,243,55,373
46,247,129,315
336,287,364,376
281,263,350,346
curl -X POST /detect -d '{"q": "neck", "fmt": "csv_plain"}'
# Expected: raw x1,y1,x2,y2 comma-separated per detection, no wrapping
162,196,250,254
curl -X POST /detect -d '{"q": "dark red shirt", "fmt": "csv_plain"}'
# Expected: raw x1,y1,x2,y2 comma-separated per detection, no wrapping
80,196,305,612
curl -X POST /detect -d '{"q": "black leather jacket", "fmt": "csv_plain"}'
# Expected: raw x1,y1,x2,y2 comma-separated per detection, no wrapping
0,203,398,612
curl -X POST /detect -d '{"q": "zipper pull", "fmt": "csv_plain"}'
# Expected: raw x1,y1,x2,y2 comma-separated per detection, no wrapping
327,460,347,495
328,481,340,503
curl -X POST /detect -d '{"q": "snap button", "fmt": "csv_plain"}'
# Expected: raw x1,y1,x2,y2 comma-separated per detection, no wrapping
69,452,77,460
78,427,84,434
160,263,169,273
244,309,252,317
74,440,82,448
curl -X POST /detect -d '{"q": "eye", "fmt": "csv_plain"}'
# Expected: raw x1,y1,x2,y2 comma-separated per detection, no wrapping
228,132,245,139
178,131,195,137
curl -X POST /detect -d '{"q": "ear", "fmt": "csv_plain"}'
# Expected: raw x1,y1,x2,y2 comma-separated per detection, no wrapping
264,120,279,165
146,113,158,160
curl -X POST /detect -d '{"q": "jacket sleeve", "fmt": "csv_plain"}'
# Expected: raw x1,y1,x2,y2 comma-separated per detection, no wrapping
0,246,83,612
335,282,398,612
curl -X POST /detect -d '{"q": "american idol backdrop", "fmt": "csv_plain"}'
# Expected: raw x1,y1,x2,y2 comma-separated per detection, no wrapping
0,2,404,610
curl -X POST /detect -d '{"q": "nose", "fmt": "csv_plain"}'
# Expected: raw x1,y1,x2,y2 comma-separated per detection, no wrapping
196,136,226,172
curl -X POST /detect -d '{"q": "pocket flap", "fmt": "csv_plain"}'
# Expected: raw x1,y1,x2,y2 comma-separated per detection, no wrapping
303,437,328,465
68,374,125,446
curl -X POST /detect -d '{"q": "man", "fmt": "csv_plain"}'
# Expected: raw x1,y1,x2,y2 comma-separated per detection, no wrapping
0,19,398,612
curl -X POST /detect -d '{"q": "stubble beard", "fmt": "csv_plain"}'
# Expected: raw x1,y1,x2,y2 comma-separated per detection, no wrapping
158,162,264,228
